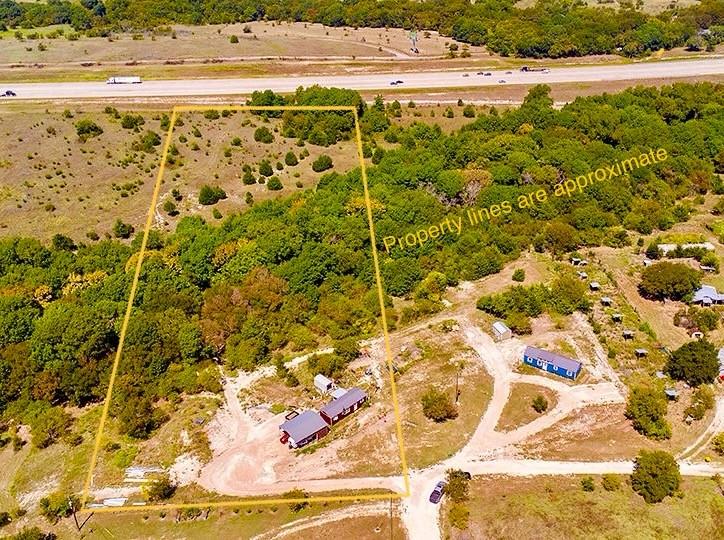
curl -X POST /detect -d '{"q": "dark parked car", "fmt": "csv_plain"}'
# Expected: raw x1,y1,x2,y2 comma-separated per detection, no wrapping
2,90,16,97
498,79,506,83
429,480,447,504
390,80,404,86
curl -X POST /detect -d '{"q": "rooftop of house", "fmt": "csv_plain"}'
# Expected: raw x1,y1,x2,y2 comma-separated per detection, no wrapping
279,410,328,441
320,387,367,419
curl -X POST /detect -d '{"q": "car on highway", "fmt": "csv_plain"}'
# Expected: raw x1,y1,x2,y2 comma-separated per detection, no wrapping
389,80,404,86
428,480,447,504
462,73,470,77
2,90,16,97
498,79,506,83
505,71,513,74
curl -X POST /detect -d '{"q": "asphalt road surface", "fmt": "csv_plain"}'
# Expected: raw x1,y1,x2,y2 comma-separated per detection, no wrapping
2,58,722,100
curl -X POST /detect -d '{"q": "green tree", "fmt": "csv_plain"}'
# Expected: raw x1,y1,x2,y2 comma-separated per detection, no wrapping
512,268,525,282
31,407,71,449
145,474,176,502
712,432,724,455
163,199,178,215
631,450,680,503
625,385,671,440
38,492,78,523
639,261,700,301
421,387,458,422
581,476,595,492
666,340,718,386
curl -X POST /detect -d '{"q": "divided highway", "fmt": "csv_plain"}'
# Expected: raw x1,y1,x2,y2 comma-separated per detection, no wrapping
3,58,723,100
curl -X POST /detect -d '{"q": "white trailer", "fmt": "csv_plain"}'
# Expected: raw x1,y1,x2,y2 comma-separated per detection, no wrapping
106,76,142,84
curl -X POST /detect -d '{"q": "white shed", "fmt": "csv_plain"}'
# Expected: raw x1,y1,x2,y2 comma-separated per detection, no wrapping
314,374,334,394
491,320,512,342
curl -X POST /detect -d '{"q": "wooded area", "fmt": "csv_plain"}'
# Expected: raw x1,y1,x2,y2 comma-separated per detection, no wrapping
0,0,722,58
0,81,721,448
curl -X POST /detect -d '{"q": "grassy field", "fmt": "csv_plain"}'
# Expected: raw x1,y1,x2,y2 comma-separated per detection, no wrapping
496,383,559,432
343,328,493,473
0,104,361,241
2,494,391,540
442,474,724,540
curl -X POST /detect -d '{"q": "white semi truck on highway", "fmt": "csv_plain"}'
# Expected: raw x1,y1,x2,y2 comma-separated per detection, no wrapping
106,76,142,84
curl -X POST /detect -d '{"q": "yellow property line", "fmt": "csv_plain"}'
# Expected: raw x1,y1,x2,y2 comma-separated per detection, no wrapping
80,104,410,513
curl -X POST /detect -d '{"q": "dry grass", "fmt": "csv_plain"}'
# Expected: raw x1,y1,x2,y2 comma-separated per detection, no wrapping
496,383,559,432
282,514,406,540
0,105,361,241
442,474,724,540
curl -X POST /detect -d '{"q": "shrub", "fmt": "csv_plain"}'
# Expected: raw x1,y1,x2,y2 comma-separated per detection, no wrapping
231,136,241,146
112,219,134,239
198,185,227,205
229,34,238,43
631,450,680,503
267,176,283,191
75,119,103,141
532,394,548,413
448,503,469,529
685,384,715,420
145,475,176,502
0,511,9,527
602,473,621,491
258,159,273,177
712,432,724,455
284,151,298,166
242,171,256,185
445,469,470,502
212,208,222,219
203,109,220,120
253,126,274,143
512,268,525,282
162,199,178,215
275,161,284,170
120,113,144,130
311,154,333,172
283,489,309,512
581,476,595,492
462,104,476,118
421,387,458,422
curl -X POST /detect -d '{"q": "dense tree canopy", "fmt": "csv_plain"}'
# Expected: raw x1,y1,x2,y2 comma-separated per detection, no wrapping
666,339,719,386
631,450,680,503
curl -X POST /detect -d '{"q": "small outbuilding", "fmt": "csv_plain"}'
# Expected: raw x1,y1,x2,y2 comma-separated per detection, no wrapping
622,329,634,340
319,387,368,425
664,388,679,400
634,348,648,358
492,320,512,342
612,313,623,323
314,374,334,394
600,296,612,306
577,271,588,280
522,345,582,381
279,410,330,448
589,281,600,291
